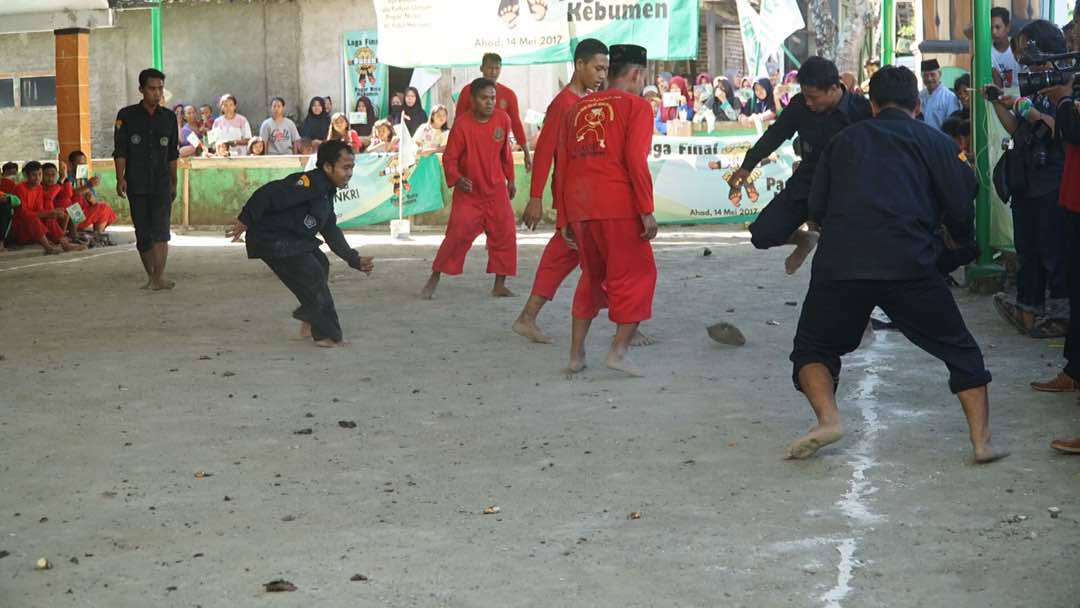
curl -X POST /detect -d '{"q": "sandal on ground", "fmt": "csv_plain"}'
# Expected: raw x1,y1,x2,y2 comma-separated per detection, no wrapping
992,294,1028,334
1029,318,1069,339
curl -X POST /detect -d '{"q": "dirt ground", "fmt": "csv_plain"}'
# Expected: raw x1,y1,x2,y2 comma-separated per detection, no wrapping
0,226,1078,608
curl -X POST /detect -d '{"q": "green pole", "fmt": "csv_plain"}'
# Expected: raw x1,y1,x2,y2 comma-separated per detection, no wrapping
969,0,1002,278
882,0,895,64
151,3,163,71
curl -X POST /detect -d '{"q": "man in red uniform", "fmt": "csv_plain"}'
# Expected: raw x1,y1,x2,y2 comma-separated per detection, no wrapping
511,38,609,344
455,53,532,172
66,151,118,243
10,161,84,254
41,162,76,241
557,44,657,377
0,165,20,253
421,78,517,299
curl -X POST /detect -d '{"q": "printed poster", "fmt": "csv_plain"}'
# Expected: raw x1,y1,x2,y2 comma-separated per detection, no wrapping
344,31,389,131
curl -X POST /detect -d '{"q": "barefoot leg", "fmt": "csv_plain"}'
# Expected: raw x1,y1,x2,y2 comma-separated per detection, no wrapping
149,242,174,290
957,385,1009,463
300,321,312,338
138,247,154,288
420,272,441,299
39,236,62,255
786,363,845,459
784,229,820,275
513,294,553,343
629,327,656,347
492,275,516,298
605,322,645,377
568,317,591,373
315,338,351,348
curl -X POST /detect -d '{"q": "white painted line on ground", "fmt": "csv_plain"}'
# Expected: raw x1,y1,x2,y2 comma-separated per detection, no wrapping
0,246,134,273
821,331,890,608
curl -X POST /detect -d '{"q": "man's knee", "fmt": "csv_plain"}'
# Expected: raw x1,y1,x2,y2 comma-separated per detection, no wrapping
790,357,842,393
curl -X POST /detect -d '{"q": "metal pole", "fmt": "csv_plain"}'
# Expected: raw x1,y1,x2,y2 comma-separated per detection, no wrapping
182,162,190,227
882,0,896,64
969,0,1002,278
151,3,163,71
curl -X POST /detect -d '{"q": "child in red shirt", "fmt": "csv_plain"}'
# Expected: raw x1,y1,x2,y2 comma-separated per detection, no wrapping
10,161,84,254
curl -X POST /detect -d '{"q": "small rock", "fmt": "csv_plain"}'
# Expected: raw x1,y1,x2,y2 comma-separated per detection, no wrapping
483,506,501,515
194,471,213,479
1001,514,1027,524
350,574,369,582
725,308,735,313
0,550,9,559
166,585,177,592
193,553,204,558
282,514,296,522
293,428,313,435
338,420,358,429
766,320,781,326
627,511,642,520
703,248,712,257
222,371,235,377
264,579,297,592
223,496,232,502
784,301,797,306
198,355,212,360
1049,506,1061,519
304,412,314,418
69,557,79,565
36,558,52,570
39,517,48,523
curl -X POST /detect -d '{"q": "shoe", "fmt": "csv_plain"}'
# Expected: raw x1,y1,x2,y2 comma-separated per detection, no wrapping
992,293,1028,334
1031,371,1080,392
1050,436,1080,454
1029,317,1069,339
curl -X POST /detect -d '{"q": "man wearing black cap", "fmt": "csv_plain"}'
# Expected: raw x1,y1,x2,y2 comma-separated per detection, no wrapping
919,58,962,130
786,65,1008,464
557,43,657,376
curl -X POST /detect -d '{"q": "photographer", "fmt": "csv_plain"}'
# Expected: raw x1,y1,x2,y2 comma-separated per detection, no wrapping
983,20,1069,339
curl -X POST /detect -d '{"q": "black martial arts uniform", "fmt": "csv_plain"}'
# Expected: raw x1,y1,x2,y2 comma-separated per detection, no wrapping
790,107,991,394
739,88,872,249
239,169,365,343
113,102,180,252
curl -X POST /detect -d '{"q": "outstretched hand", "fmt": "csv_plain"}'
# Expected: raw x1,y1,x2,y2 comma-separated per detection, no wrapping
225,220,247,241
355,256,375,274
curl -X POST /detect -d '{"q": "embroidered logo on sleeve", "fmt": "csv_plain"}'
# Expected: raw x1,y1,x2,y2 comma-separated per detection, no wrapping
295,175,311,188
303,214,318,229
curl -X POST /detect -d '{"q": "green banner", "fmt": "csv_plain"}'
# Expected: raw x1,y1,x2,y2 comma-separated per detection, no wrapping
334,153,445,228
343,31,388,130
648,134,797,224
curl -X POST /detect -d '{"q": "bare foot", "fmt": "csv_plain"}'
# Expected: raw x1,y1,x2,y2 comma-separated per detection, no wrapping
140,279,152,289
420,277,439,300
61,240,86,252
512,316,552,344
973,441,1010,464
605,350,644,377
492,285,517,298
784,230,819,275
706,322,746,346
629,329,656,347
567,351,587,374
315,338,351,348
150,279,176,291
300,322,312,338
785,423,844,459
43,245,63,255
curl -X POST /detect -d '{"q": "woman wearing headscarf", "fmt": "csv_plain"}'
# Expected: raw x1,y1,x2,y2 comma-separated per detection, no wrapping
351,96,378,138
668,75,694,121
778,70,799,109
398,86,428,136
299,96,332,143
741,77,776,122
708,76,741,122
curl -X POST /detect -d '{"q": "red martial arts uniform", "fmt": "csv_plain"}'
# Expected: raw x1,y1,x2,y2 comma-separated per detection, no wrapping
556,88,657,323
0,178,16,193
432,109,517,277
66,180,118,231
528,86,586,300
456,82,528,151
10,183,65,244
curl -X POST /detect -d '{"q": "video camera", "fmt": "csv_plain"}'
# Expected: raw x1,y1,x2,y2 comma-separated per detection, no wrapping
1017,40,1080,97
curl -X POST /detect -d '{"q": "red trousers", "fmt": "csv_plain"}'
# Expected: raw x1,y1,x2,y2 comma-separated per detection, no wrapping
78,202,117,230
530,230,580,300
11,211,64,244
572,217,656,323
432,193,517,276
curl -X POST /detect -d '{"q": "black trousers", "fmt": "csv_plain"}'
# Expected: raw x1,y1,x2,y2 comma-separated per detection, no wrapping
791,275,992,394
263,249,343,343
748,186,807,250
1010,190,1068,314
1063,211,1080,379
128,192,172,253
0,198,11,242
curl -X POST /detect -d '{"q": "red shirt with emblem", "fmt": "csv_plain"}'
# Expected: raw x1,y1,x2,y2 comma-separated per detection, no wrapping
443,109,515,201
44,182,72,210
456,82,528,151
530,86,582,202
555,88,654,223
12,183,48,219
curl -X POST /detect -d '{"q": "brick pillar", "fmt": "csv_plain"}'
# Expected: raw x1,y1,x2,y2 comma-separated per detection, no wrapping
54,28,92,169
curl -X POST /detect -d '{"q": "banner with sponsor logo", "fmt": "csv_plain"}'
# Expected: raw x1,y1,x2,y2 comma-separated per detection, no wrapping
373,0,698,67
648,134,797,224
330,152,445,228
343,31,388,132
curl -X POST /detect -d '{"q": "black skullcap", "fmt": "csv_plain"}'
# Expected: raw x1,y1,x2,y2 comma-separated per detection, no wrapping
920,58,941,73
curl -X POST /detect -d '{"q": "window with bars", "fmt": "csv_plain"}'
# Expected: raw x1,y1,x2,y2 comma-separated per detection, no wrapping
0,79,14,108
20,76,56,107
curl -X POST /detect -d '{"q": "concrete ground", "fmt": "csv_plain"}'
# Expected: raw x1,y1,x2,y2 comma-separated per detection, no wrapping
0,227,1077,608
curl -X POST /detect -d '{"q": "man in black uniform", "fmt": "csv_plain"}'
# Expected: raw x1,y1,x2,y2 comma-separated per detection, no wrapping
785,66,1009,464
727,56,872,274
113,68,180,290
226,140,374,348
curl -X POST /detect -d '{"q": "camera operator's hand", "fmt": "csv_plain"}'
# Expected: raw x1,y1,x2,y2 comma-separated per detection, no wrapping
1040,74,1075,106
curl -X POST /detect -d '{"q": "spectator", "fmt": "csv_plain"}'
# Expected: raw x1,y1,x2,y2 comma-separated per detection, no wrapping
198,104,214,135
643,87,666,134
839,72,857,95
942,114,972,160
10,161,83,254
1,162,18,191
860,59,881,92
778,70,800,108
741,78,777,122
952,74,972,120
173,103,184,131
399,86,428,136
212,94,252,150
41,162,76,240
247,137,267,156
211,142,232,158
709,76,742,121
180,105,205,158
351,96,377,137
367,119,397,153
326,112,364,152
919,59,962,130
1066,0,1080,51
387,92,405,125
259,97,302,155
414,104,450,153
66,150,116,243
668,75,694,120
299,96,331,144
656,71,673,91
984,20,1069,338
324,96,334,115
991,7,1022,88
